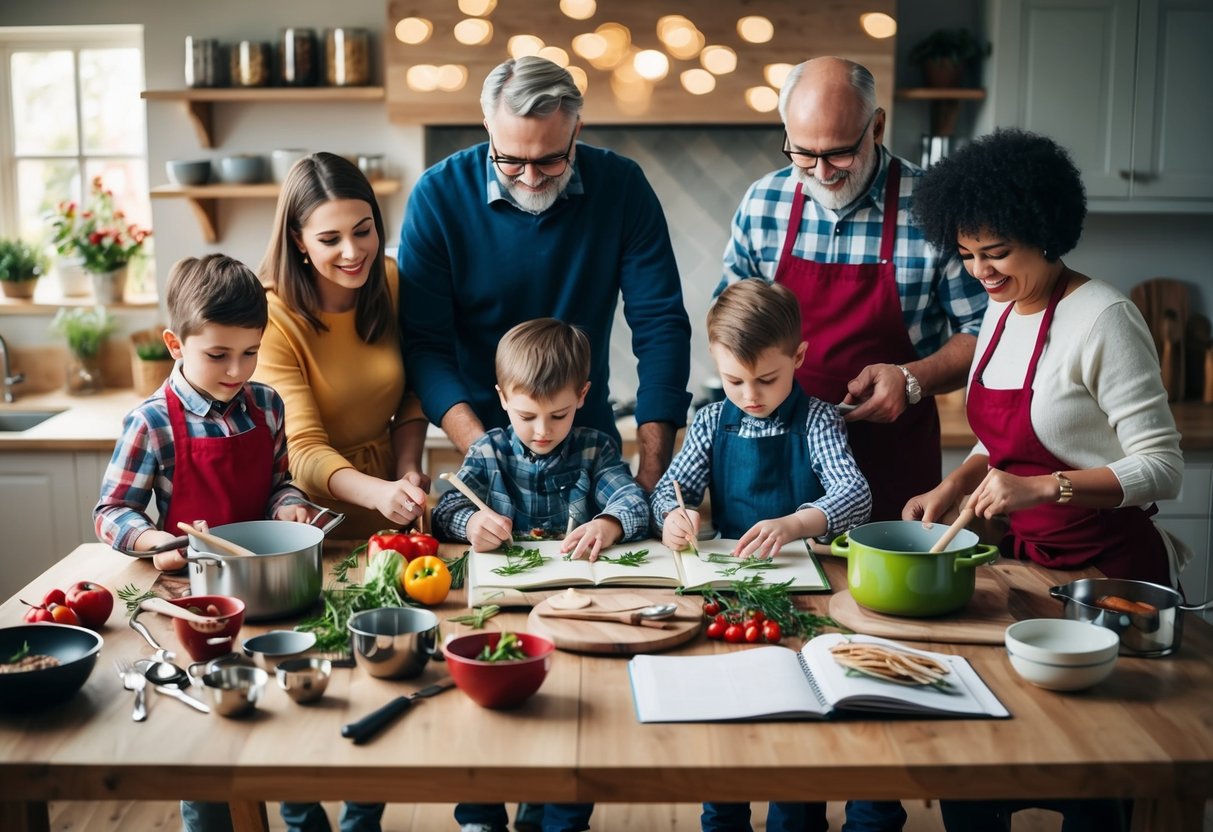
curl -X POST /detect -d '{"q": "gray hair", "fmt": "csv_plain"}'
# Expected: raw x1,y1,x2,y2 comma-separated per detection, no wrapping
480,56,584,124
778,58,877,123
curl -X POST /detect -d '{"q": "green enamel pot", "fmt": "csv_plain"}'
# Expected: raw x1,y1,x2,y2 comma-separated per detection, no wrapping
830,520,999,617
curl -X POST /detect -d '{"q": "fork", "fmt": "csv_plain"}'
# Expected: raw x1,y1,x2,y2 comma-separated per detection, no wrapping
114,659,148,722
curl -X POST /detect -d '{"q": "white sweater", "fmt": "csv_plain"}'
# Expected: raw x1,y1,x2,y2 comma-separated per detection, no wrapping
967,279,1183,508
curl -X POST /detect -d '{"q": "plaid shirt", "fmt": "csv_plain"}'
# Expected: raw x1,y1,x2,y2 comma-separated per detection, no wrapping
94,366,304,551
719,147,986,356
651,397,871,538
433,426,650,543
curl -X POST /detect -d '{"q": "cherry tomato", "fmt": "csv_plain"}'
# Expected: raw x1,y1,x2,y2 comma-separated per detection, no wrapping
723,624,745,643
744,623,761,643
47,603,81,626
748,609,765,624
22,603,54,623
762,620,782,644
713,613,728,627
42,588,67,607
703,600,721,617
705,620,727,640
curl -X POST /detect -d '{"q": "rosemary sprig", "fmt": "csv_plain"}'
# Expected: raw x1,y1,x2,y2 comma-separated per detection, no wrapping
447,604,502,628
705,553,781,576
443,550,469,589
491,546,549,576
116,583,158,617
561,548,650,566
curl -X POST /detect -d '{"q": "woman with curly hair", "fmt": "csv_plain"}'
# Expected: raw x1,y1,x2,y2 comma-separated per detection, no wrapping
906,128,1185,582
905,128,1184,831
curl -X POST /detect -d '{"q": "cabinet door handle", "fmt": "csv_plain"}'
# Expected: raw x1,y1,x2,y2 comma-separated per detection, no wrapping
1118,169,1156,183
1119,169,1132,180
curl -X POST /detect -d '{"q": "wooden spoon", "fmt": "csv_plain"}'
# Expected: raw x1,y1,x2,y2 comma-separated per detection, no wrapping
139,596,224,625
176,521,258,558
929,507,975,553
439,472,493,513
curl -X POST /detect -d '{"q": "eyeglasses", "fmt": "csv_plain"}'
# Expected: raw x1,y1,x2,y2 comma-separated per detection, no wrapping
782,109,878,171
489,127,578,178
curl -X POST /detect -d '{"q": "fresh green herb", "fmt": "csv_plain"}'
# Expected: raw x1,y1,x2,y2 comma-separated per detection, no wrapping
7,642,31,664
116,584,158,617
295,549,414,654
680,576,837,640
563,548,650,566
475,632,527,662
491,545,549,576
442,550,468,590
447,604,502,629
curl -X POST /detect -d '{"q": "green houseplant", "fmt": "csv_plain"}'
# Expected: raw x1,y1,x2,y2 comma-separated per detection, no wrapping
0,238,46,300
50,306,115,395
908,28,991,88
130,326,175,397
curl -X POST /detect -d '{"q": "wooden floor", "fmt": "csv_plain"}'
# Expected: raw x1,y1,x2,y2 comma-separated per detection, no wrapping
46,799,1085,831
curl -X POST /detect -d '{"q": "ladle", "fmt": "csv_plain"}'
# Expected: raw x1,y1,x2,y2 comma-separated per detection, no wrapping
538,603,678,629
176,521,258,558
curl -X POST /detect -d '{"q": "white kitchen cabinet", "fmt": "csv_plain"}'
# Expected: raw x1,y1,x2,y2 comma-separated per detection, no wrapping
1156,456,1212,622
982,0,1213,211
0,453,81,602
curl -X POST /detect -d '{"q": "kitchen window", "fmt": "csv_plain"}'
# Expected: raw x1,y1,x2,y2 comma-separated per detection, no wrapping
0,25,152,288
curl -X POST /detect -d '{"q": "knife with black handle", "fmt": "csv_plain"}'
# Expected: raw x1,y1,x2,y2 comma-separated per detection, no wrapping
341,677,455,745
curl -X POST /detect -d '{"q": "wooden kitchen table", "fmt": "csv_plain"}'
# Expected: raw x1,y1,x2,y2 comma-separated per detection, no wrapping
1,543,1211,832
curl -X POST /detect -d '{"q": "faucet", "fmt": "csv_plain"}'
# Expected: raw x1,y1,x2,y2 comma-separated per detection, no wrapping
0,332,25,403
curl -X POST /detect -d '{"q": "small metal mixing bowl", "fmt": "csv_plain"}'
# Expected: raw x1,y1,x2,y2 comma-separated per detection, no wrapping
275,657,332,704
200,665,268,717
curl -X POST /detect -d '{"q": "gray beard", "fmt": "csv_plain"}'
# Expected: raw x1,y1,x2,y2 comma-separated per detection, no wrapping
795,150,878,212
498,166,575,214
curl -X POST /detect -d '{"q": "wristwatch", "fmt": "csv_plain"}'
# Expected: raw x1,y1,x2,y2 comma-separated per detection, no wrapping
1052,471,1073,504
897,366,922,405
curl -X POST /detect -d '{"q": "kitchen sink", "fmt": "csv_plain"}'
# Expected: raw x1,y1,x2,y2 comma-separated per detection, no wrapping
0,410,62,432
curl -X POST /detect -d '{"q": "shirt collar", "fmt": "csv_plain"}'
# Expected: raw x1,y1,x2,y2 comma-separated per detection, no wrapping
168,364,244,418
484,146,585,210
509,428,570,464
741,387,802,429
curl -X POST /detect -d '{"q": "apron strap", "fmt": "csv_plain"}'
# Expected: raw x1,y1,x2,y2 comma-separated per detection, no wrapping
775,182,808,282
1021,271,1071,390
878,159,901,264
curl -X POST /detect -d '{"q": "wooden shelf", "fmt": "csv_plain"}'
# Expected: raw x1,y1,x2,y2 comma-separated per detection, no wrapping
141,87,386,147
150,180,401,242
895,88,987,137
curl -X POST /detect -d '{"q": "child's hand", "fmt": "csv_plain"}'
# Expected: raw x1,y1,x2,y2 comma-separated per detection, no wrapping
136,528,187,572
562,517,623,562
373,478,429,527
274,503,311,524
735,514,805,560
467,509,513,552
661,507,700,552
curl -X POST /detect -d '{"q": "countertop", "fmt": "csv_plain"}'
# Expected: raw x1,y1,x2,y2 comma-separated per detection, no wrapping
2,388,1212,452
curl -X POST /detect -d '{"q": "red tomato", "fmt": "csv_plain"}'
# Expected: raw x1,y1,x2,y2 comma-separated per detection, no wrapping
65,581,114,630
47,603,81,626
703,600,721,617
723,624,745,643
713,613,728,627
42,588,67,607
22,602,54,623
367,530,419,561
406,531,440,557
705,620,727,640
748,609,765,624
762,620,782,644
744,623,761,643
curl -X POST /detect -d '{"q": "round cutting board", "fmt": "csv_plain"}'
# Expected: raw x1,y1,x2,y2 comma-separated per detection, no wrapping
527,591,702,655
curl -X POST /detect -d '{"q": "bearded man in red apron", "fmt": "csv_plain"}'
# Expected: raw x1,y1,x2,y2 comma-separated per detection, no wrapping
719,56,987,832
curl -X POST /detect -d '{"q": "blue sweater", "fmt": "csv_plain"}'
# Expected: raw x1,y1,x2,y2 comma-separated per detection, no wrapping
397,142,692,443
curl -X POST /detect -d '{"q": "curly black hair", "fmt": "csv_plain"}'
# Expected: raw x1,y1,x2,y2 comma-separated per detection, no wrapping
911,129,1086,262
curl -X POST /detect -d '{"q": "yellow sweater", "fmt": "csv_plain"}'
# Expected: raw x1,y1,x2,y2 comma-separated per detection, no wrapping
253,262,424,538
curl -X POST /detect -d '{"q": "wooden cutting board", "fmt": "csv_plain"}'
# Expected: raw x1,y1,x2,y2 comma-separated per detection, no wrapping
827,561,1066,645
527,590,702,655
1131,278,1189,401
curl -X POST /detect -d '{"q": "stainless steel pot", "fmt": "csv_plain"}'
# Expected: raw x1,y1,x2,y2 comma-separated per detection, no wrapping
1050,578,1212,658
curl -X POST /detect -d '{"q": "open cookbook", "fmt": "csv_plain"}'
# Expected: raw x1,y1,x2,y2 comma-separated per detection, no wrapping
465,538,830,606
628,633,1010,723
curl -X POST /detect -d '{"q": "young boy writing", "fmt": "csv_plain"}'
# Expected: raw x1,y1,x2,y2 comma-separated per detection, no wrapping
94,253,308,574
650,279,872,831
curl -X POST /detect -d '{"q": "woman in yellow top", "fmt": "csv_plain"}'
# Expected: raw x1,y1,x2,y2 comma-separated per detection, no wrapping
255,151,429,542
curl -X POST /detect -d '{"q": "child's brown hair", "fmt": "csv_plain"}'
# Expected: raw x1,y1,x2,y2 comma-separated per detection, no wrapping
496,318,590,399
166,254,268,338
707,280,802,366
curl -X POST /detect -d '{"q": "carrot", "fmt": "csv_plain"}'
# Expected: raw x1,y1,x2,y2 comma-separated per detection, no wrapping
1095,595,1157,615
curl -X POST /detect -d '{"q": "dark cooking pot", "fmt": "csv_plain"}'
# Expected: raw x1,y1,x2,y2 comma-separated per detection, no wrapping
1050,578,1212,657
0,623,102,712
830,520,999,617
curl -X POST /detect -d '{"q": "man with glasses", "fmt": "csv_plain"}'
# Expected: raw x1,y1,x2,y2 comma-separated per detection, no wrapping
720,56,986,529
399,57,692,513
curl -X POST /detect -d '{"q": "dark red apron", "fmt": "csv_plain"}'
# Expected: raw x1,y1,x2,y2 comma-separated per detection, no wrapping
966,274,1169,583
776,161,941,521
163,385,274,531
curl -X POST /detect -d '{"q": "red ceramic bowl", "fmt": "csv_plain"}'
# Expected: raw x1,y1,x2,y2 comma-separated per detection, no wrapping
442,632,554,709
168,595,245,661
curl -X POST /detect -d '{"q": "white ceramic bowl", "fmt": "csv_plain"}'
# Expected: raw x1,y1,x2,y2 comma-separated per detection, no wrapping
1005,618,1119,691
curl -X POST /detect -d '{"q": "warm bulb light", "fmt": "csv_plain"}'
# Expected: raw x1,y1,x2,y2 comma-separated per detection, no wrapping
394,17,433,45
589,23,631,70
458,0,497,16
537,45,570,67
680,68,715,95
406,64,439,92
559,0,597,20
633,49,669,81
745,86,779,112
567,65,589,93
764,63,794,88
860,12,897,39
572,33,607,61
436,64,469,91
454,18,493,46
700,45,737,75
737,16,774,44
508,35,545,58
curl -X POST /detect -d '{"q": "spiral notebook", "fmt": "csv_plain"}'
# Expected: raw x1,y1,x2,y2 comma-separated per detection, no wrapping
628,633,1010,722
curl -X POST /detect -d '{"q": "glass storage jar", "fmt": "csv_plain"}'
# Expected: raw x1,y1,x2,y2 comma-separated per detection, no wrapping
184,36,223,88
277,28,317,86
230,41,271,87
324,28,371,86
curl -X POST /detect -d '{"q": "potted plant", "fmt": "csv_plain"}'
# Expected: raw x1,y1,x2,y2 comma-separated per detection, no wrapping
49,305,115,396
130,326,175,397
46,177,151,304
908,28,991,88
0,238,46,300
